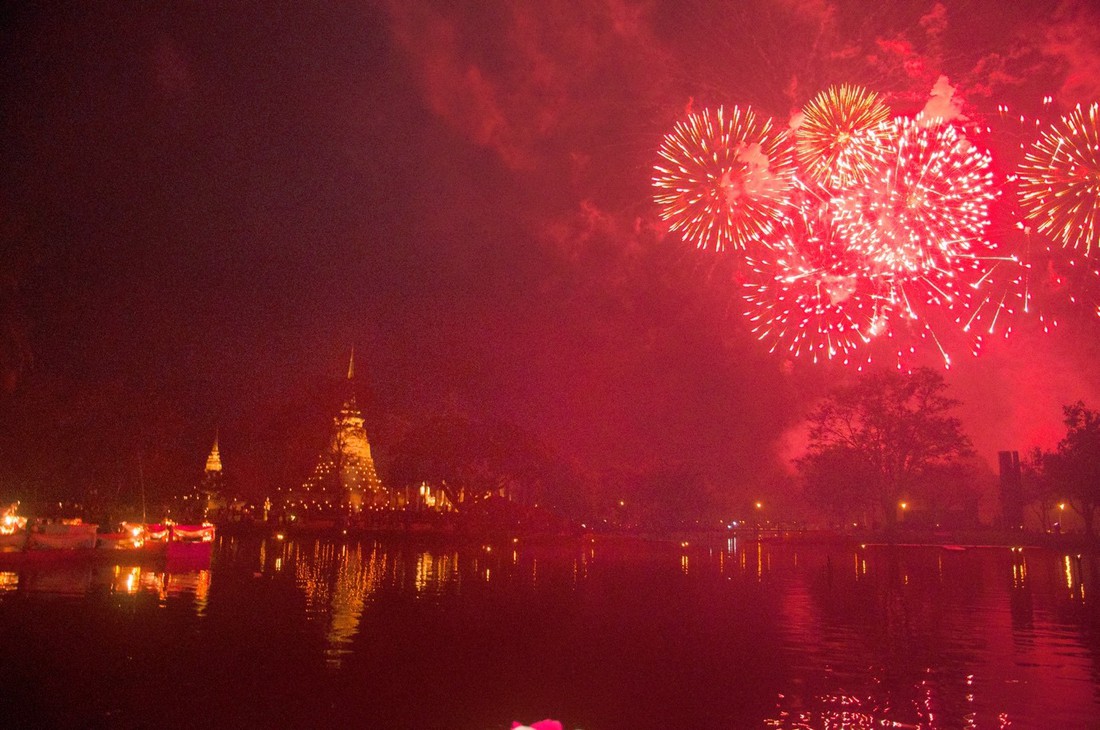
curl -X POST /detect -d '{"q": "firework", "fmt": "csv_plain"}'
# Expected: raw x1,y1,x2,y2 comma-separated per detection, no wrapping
831,117,996,276
653,105,795,251
795,85,891,188
965,101,1100,338
743,199,888,364
1018,103,1100,255
881,253,991,368
650,87,1097,369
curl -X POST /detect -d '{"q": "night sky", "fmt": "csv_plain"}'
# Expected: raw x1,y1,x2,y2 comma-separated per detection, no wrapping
3,1,1100,505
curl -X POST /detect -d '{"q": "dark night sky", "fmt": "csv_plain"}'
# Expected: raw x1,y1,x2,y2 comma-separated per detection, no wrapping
2,1,1100,503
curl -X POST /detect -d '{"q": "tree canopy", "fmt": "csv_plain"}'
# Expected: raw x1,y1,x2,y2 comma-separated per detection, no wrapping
1037,401,1100,537
798,368,973,529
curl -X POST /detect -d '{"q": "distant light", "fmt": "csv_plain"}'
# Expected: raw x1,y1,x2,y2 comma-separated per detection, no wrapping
755,502,763,510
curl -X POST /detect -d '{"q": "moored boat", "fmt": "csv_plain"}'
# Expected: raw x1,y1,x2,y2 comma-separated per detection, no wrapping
0,517,216,566
164,522,216,560
0,531,27,552
26,521,98,551
96,521,215,560
0,503,28,552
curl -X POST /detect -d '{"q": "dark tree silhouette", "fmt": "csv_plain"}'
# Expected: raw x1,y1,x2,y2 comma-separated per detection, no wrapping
797,368,973,529
1021,447,1059,533
1040,401,1100,538
387,412,588,517
801,444,880,526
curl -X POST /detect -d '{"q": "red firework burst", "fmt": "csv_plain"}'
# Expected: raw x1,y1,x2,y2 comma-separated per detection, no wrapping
653,105,795,251
743,198,888,364
1019,102,1100,255
964,101,1100,339
830,117,996,277
795,84,891,188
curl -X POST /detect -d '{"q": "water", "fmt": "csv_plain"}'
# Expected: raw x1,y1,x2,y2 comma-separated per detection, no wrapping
1,536,1098,729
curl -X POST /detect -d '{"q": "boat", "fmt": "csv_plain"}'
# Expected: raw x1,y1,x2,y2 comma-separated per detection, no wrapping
0,531,26,551
0,502,28,552
0,514,215,566
0,519,99,567
27,521,99,550
97,521,216,560
160,522,216,560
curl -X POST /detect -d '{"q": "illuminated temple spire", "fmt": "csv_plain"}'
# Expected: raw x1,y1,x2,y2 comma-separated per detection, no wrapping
205,432,222,474
295,349,386,513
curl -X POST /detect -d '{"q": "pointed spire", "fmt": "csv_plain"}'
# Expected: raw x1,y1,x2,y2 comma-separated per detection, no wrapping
347,347,355,381
205,431,222,473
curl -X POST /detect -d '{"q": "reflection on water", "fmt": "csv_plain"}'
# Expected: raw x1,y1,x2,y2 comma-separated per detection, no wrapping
761,544,1100,729
0,557,212,607
1,537,1099,728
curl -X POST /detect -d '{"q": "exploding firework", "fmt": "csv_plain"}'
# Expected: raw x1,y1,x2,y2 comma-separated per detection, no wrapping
795,84,891,188
1019,103,1100,255
962,227,1100,343
882,252,992,368
743,199,888,364
653,105,795,251
831,117,996,277
964,100,1100,339
651,87,1098,369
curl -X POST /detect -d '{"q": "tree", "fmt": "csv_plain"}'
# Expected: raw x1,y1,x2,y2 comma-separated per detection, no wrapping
1021,447,1059,533
388,412,588,516
800,444,878,526
1040,401,1100,538
797,368,973,530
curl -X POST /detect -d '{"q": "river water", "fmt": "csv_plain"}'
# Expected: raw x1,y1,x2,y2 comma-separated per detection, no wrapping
0,535,1097,729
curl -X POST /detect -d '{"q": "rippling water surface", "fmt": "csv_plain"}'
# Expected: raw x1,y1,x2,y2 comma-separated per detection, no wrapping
1,536,1098,729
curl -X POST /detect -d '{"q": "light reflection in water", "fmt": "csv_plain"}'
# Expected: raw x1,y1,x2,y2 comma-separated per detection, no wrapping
1,537,1098,727
284,538,469,668
0,559,211,610
763,542,1100,729
105,564,212,611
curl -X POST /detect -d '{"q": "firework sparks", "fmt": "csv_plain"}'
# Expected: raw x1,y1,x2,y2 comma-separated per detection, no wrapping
653,106,795,251
1019,103,1100,255
831,117,996,277
653,89,1100,369
965,100,1100,339
744,198,887,364
795,84,891,188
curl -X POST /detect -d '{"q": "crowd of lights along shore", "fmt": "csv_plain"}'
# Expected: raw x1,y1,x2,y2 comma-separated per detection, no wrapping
654,86,1100,369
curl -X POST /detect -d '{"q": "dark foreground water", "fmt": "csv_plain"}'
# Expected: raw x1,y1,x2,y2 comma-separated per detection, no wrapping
1,535,1098,729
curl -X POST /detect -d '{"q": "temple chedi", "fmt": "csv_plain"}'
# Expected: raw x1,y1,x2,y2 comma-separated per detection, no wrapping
176,432,226,522
205,434,223,475
292,351,385,514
